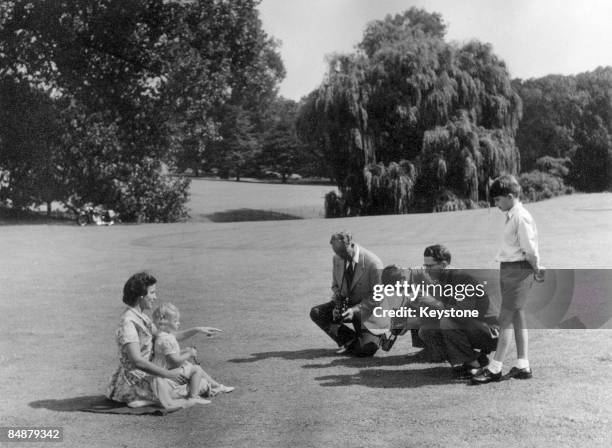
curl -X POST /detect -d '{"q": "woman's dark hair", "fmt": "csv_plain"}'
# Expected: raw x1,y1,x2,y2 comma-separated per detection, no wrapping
381,264,406,285
423,244,452,264
122,272,157,306
489,174,521,198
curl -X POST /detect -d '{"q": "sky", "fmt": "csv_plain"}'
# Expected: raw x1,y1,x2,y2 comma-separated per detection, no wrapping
258,0,612,101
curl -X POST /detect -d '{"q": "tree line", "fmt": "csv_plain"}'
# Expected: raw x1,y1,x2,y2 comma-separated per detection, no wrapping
0,0,291,221
1,4,610,221
297,9,612,216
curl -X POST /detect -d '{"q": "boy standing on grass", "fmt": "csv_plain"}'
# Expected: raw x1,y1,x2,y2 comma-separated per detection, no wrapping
472,174,545,384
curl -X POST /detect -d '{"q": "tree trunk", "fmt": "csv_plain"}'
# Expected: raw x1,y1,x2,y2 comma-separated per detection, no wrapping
46,201,52,217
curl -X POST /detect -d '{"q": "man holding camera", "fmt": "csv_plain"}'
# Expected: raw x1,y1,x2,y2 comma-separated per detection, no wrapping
309,231,384,356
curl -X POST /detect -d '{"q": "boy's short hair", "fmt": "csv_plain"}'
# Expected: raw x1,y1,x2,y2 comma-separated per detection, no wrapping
423,244,452,264
122,271,157,306
490,174,521,198
152,302,180,329
381,264,406,285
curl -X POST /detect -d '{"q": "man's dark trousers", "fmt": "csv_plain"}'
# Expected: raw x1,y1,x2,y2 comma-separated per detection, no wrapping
310,301,380,356
440,317,498,365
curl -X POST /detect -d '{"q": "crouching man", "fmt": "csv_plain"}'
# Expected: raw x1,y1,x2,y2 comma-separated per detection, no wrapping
310,232,384,356
417,244,499,379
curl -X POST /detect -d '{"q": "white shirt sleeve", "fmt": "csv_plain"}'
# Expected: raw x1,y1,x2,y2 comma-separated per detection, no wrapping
517,215,538,257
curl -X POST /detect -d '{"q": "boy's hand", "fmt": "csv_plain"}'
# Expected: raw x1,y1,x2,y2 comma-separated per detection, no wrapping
534,267,546,283
197,327,223,337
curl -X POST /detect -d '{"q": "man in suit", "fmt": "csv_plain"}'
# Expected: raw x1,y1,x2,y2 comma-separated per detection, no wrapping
309,231,384,356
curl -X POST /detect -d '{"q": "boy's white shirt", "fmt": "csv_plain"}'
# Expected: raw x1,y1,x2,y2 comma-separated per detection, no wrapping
495,202,539,263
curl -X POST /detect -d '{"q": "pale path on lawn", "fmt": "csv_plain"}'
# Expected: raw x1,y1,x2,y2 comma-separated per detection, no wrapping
0,192,611,447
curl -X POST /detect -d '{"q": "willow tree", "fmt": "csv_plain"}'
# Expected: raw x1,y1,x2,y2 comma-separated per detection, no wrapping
297,8,522,215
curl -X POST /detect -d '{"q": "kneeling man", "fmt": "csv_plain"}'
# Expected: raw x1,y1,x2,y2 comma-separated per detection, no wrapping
418,244,499,379
310,232,384,356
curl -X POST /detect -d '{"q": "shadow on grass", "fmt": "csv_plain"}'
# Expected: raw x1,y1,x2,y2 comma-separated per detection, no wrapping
29,395,113,412
29,395,168,415
228,348,339,363
303,352,444,369
315,366,455,388
0,207,74,225
203,208,302,223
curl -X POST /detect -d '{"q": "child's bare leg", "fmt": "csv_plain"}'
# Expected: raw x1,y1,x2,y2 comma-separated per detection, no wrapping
188,369,204,398
199,366,234,393
192,365,234,394
197,365,222,388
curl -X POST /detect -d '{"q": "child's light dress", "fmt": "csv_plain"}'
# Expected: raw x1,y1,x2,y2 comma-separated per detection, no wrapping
152,331,211,405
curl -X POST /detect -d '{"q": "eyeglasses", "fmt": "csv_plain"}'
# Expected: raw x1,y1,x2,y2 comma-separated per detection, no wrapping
423,262,442,269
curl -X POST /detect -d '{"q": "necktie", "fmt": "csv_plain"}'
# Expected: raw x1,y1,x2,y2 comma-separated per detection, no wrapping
345,261,354,289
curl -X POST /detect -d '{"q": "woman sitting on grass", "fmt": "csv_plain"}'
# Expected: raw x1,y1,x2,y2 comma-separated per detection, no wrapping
105,272,222,409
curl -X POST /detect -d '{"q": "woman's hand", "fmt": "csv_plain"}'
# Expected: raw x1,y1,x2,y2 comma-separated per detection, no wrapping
166,368,188,384
196,327,223,337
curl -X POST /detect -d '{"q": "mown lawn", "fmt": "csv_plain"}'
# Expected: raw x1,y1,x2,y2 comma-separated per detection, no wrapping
0,190,611,447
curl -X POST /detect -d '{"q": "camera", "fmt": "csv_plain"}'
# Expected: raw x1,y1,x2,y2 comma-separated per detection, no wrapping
332,297,349,323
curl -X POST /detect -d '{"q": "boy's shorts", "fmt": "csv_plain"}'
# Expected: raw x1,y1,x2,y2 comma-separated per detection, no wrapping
500,261,533,311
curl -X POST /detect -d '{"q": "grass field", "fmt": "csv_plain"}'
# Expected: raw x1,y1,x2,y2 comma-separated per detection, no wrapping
187,178,336,220
0,182,611,448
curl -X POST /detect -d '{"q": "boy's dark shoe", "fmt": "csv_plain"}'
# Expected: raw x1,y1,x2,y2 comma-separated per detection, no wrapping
502,367,533,380
470,368,502,384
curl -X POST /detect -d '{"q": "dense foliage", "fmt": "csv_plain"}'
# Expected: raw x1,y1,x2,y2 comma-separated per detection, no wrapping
298,8,523,215
515,67,612,193
518,156,572,203
0,0,283,221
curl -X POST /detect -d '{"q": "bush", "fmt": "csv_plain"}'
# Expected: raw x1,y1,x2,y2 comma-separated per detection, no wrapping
519,170,572,202
432,190,480,212
535,156,570,178
110,159,191,223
